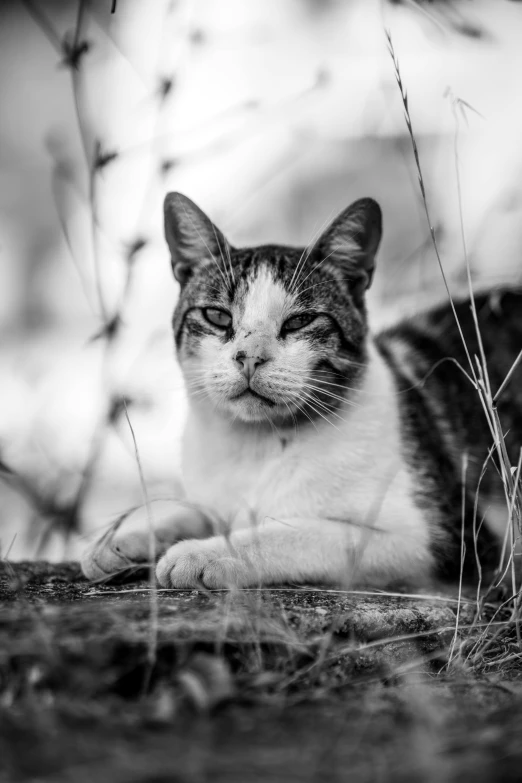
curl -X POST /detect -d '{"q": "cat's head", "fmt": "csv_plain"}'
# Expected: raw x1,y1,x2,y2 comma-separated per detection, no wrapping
164,192,382,425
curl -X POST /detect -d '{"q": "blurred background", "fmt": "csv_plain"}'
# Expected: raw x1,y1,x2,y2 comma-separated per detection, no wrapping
1,0,522,560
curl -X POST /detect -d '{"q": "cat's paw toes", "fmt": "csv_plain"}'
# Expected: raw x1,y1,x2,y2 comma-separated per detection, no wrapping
81,529,157,581
156,539,251,589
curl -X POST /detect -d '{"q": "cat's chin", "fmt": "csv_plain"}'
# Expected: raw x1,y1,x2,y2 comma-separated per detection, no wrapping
225,390,278,423
220,391,293,425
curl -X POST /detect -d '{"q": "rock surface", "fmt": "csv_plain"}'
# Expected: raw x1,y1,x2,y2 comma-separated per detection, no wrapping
1,562,521,782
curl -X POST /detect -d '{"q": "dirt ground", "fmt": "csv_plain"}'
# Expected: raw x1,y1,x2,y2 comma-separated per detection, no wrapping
1,562,521,783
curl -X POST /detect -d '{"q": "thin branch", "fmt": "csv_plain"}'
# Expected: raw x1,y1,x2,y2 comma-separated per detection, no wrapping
122,400,158,690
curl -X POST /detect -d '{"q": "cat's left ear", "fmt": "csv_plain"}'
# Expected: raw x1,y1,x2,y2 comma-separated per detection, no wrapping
317,197,382,298
163,192,230,286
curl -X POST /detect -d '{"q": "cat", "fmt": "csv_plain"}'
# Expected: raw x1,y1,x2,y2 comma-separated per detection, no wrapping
81,193,522,589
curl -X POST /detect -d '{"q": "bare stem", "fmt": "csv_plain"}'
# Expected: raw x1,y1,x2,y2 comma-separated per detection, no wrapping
123,400,158,688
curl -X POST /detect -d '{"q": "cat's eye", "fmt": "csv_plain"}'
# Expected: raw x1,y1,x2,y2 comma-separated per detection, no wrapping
282,313,317,333
202,307,232,329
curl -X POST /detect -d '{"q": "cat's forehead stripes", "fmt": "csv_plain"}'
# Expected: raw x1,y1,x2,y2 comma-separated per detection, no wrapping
234,265,295,331
183,244,324,311
225,245,305,296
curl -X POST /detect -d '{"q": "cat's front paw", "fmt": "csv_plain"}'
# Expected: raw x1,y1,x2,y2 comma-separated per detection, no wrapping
156,538,252,589
81,526,161,581
81,502,214,582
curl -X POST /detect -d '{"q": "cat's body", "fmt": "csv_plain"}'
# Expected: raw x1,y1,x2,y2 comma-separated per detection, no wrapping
179,339,430,586
378,289,522,581
81,194,522,589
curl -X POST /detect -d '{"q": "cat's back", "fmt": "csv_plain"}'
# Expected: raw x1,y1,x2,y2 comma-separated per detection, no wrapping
376,288,520,547
376,288,522,417
374,288,522,578
377,288,522,383
376,287,522,456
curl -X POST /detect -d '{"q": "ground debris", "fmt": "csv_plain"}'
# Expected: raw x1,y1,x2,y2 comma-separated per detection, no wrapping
0,562,521,782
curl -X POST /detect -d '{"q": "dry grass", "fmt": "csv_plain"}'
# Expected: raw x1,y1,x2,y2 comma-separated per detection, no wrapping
386,29,522,670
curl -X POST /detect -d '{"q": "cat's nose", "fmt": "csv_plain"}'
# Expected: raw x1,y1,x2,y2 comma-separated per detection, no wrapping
234,350,267,380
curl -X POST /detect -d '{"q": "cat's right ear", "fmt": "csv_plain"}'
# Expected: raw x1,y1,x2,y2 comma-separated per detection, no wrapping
163,192,229,286
317,197,382,301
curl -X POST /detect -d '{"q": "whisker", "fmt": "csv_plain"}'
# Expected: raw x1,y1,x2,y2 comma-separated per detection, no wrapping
293,244,344,296
268,371,363,393
294,386,361,427
281,389,345,432
295,277,359,297
300,382,359,408
185,389,209,400
184,382,208,391
300,397,344,434
308,376,364,392
223,237,236,288
288,242,313,293
210,222,233,292
303,390,346,417
289,398,320,432
311,402,353,429
183,379,210,390
308,370,363,378
289,210,336,293
310,363,367,371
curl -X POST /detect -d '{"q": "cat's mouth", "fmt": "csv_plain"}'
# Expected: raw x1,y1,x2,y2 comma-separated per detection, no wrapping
232,388,276,407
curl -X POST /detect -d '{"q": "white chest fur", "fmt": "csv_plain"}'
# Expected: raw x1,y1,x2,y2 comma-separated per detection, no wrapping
181,344,428,550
